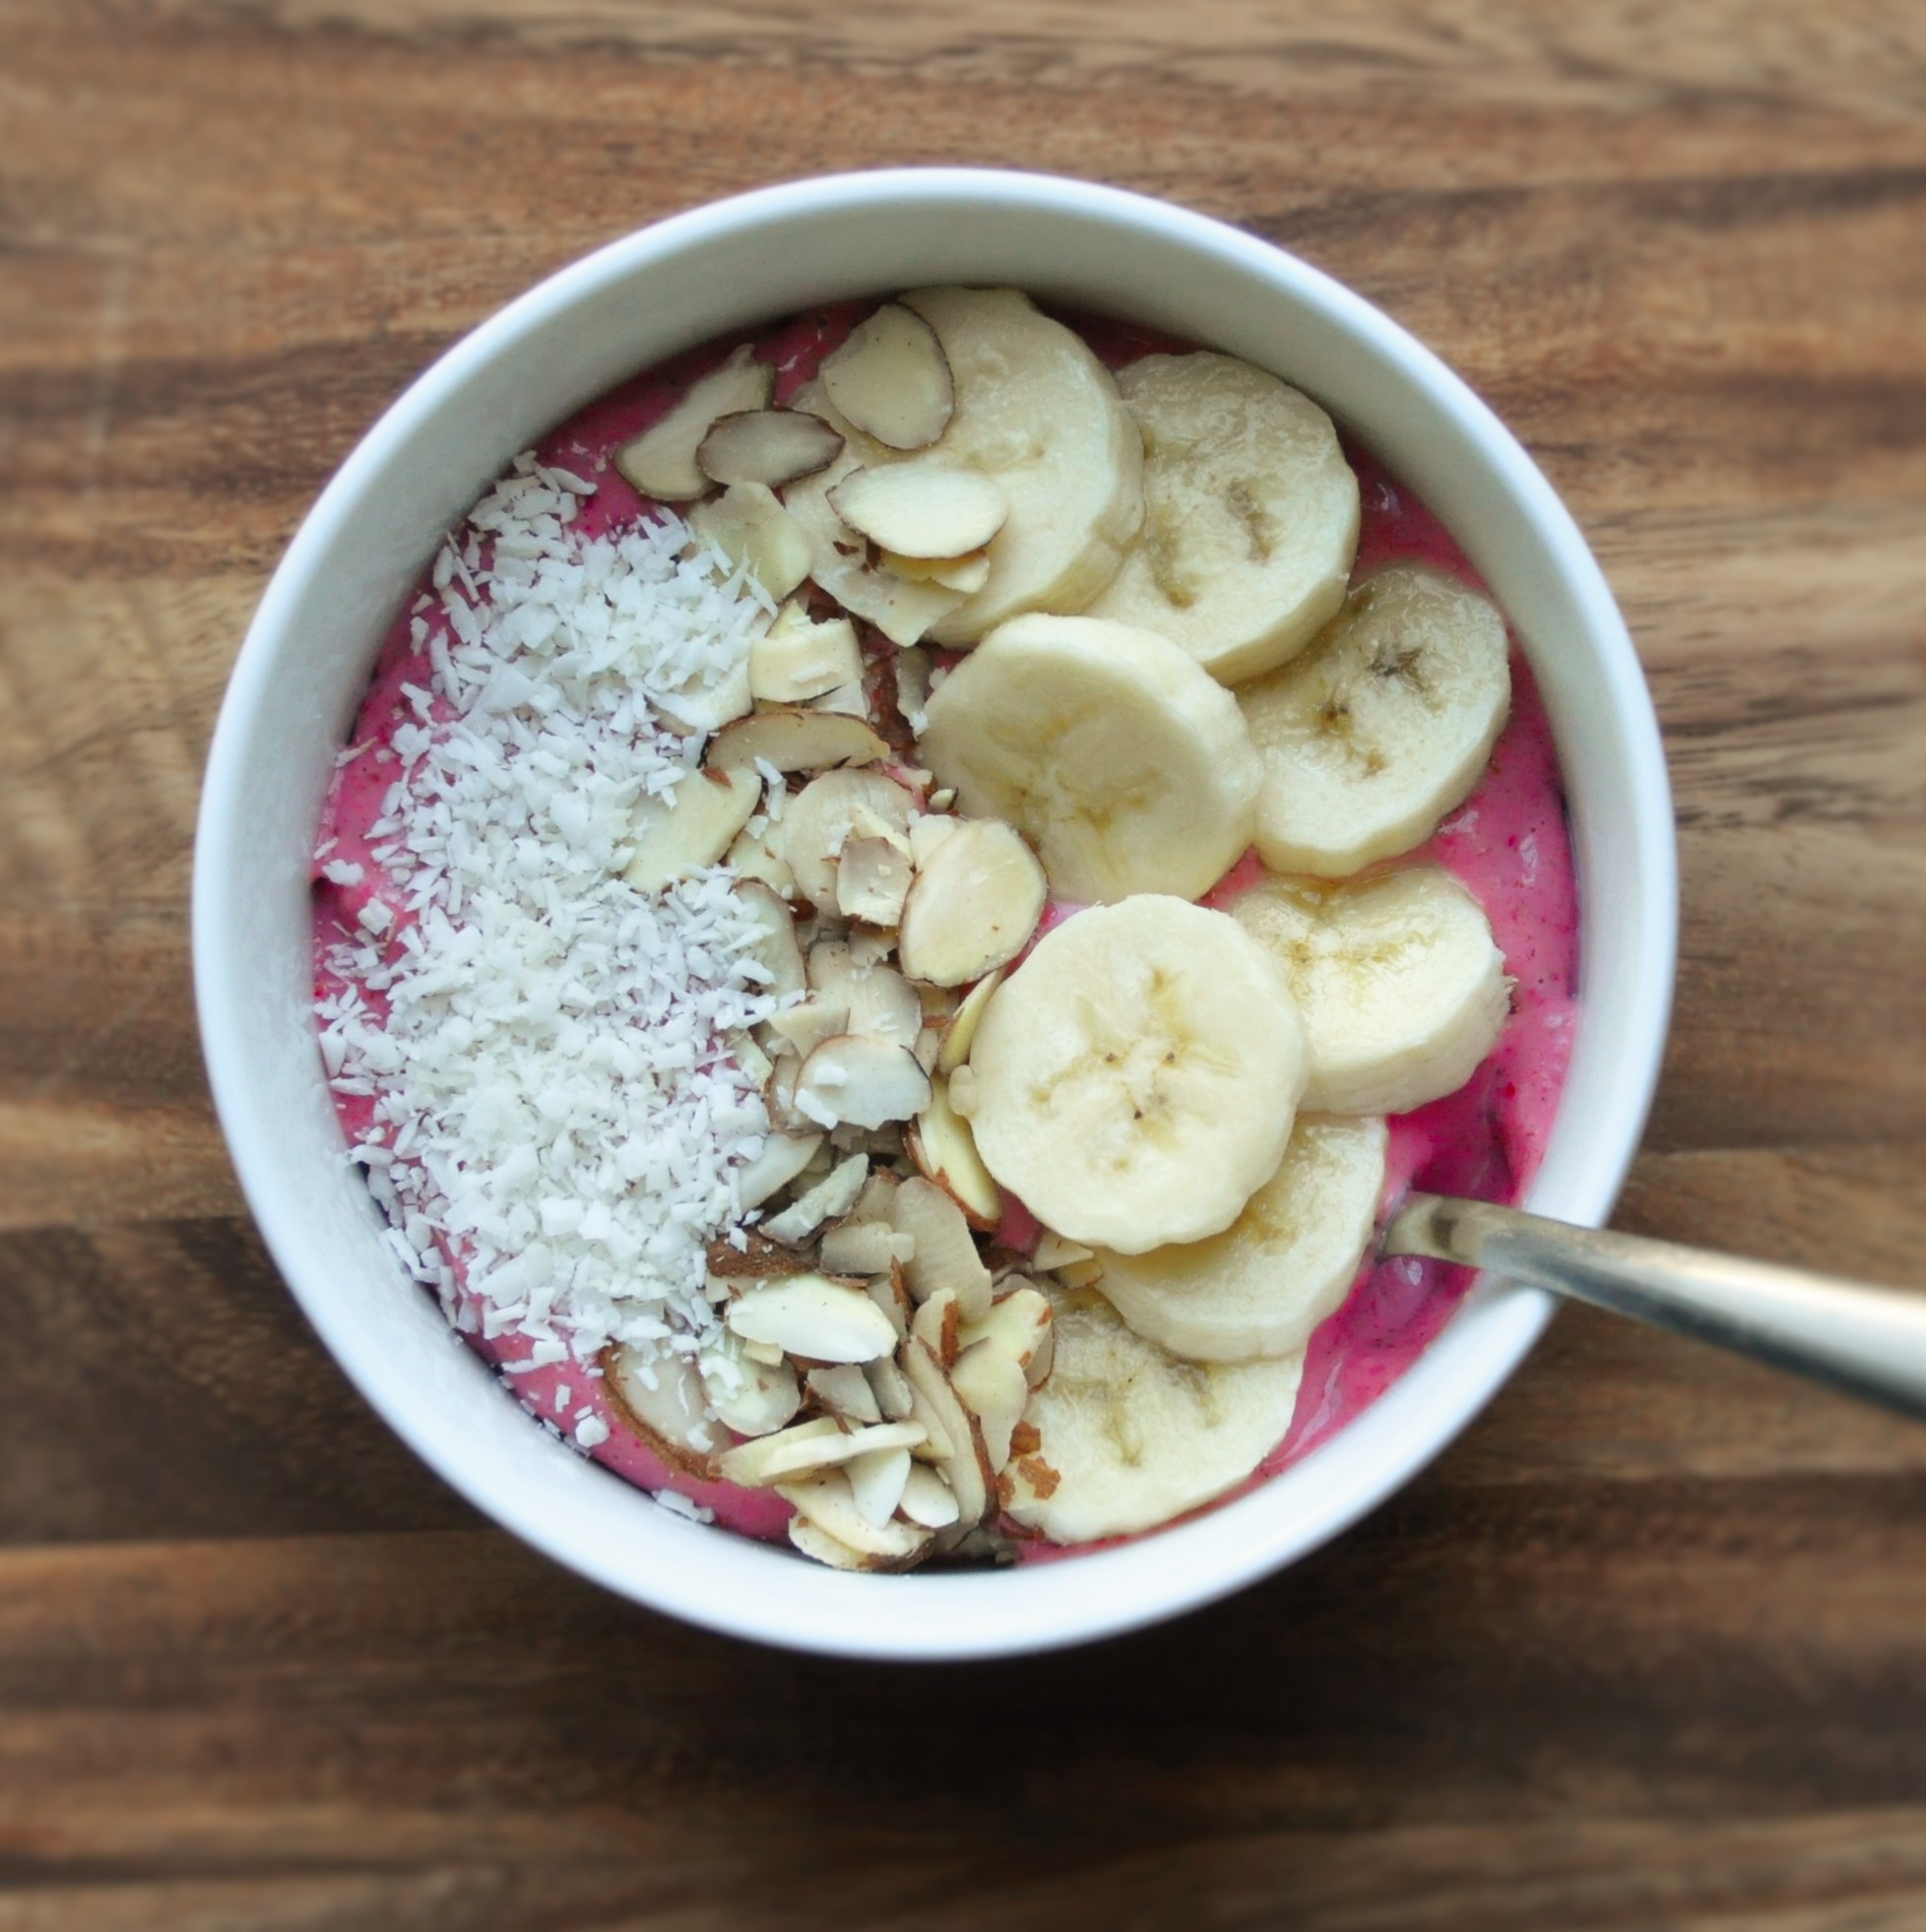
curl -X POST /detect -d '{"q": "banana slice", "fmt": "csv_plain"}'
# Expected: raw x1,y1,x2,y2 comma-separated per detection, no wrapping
1094,1115,1387,1363
1004,1281,1305,1543
1088,353,1359,684
919,613,1260,902
965,896,1307,1254
1228,866,1510,1115
1240,563,1510,877
785,289,1143,646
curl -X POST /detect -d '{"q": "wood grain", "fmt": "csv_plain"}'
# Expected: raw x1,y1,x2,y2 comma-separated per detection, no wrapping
2,1,1925,1924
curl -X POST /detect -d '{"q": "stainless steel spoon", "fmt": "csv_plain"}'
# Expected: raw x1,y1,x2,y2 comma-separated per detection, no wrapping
1383,1192,1926,1422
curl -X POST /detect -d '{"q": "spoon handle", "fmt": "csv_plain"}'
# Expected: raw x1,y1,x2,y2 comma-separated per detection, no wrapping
1383,1192,1926,1423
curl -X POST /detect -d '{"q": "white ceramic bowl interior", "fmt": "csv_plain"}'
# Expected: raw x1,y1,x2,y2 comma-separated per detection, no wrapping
194,169,1676,1659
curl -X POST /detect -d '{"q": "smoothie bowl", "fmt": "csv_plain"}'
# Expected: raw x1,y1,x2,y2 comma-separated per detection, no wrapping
195,170,1675,1658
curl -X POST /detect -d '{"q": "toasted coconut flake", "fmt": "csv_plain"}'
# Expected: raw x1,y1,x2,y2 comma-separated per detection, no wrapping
614,344,773,499
779,769,919,909
949,1337,1030,1472
907,1077,1002,1229
747,602,864,705
836,836,914,926
707,706,887,776
898,1462,961,1528
846,1444,914,1526
779,1468,935,1563
794,1034,932,1131
891,1176,993,1320
958,1283,1056,1386
701,1339,802,1438
899,1338,990,1527
819,302,955,450
697,407,844,489
760,1152,869,1246
937,968,1004,1074
723,1415,924,1487
602,1343,721,1479
688,481,812,599
830,464,1009,561
896,818,1047,988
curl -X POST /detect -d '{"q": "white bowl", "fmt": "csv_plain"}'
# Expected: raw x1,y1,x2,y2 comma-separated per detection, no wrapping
194,169,1675,1659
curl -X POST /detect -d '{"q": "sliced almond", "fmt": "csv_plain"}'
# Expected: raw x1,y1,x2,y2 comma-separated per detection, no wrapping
829,465,1009,560
864,1265,911,1340
849,924,895,970
723,1416,925,1487
898,1338,990,1527
852,1167,902,1225
724,1272,900,1366
688,482,812,600
817,1218,898,1276
614,344,773,499
729,1030,775,1089
748,602,864,706
907,1077,1002,1229
708,706,888,777
937,968,1003,1075
697,408,843,489
810,679,871,721
734,1128,824,1210
836,836,913,926
601,1343,722,1478
893,647,933,735
958,1282,1056,1387
879,547,993,595
949,1337,1030,1473
787,1515,872,1571
794,1034,932,1131
867,1353,916,1421
913,1024,942,1075
1031,1230,1095,1272
819,302,955,451
700,1339,802,1438
896,818,1047,988
764,995,850,1062
762,1054,806,1134
804,1362,883,1426
898,1463,961,1529
809,944,923,1050
845,1444,914,1527
779,1468,934,1564
706,1230,818,1279
759,1152,869,1246
890,1176,992,1321
726,821,799,899
906,812,960,871
910,1284,960,1367
1053,1256,1106,1290
655,654,753,735
778,769,919,909
732,878,806,1001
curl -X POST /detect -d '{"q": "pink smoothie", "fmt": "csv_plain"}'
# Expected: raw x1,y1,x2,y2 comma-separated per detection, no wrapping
312,304,1578,1560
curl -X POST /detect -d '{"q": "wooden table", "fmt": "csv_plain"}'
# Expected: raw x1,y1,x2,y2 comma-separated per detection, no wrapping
5,4,1925,1925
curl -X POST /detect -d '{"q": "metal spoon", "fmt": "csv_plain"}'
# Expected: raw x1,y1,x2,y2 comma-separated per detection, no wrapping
1383,1192,1926,1422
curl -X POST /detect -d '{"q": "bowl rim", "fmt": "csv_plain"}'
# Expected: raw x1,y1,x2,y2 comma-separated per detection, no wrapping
194,166,1677,1658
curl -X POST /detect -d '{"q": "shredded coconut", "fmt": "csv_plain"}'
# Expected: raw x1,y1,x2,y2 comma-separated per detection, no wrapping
316,455,785,1371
